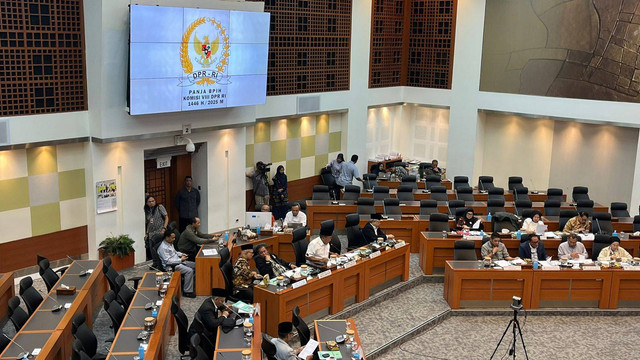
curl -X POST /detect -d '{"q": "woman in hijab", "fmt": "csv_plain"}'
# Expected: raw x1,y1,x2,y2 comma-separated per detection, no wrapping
144,195,168,260
272,165,288,220
455,208,483,231
327,153,344,179
370,162,385,176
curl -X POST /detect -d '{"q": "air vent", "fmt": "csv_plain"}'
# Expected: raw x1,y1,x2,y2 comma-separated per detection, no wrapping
0,120,8,145
297,95,321,114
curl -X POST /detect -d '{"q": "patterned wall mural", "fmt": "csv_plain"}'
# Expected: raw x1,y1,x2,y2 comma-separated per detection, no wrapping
481,0,640,102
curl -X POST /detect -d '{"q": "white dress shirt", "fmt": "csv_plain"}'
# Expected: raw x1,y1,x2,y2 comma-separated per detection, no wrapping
283,211,307,226
157,240,184,268
306,237,329,259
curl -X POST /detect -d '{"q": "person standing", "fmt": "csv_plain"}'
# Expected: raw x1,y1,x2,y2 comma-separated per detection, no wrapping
336,154,363,187
272,165,288,220
144,195,168,260
247,161,271,206
175,176,201,232
326,153,344,179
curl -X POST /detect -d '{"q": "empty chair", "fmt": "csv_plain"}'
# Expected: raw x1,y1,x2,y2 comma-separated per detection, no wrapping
383,198,402,215
39,258,61,292
611,202,630,218
546,188,564,202
312,185,330,200
592,212,614,234
71,313,107,360
262,334,277,360
514,199,532,216
345,214,365,249
424,175,441,190
456,186,475,202
418,162,432,179
72,339,93,360
218,246,230,267
559,210,578,232
115,275,135,308
189,312,215,358
292,305,311,346
171,295,192,359
330,232,341,254
448,200,465,217
576,200,594,216
189,334,210,360
454,240,477,260
592,235,613,261
544,200,561,216
508,177,524,192
419,200,439,215
478,176,495,191
19,276,43,316
103,290,125,336
572,186,590,202
513,187,530,202
634,215,640,232
320,167,339,200
453,176,470,191
363,173,378,190
37,254,68,277
521,209,535,220
402,175,419,190
430,186,449,201
397,185,414,201
372,186,390,200
291,227,309,266
488,187,505,201
343,185,360,201
487,199,505,214
219,262,239,303
8,296,29,332
429,213,451,232
357,197,376,215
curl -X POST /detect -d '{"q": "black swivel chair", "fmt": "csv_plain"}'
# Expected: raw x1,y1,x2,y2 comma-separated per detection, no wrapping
418,162,432,179
103,290,125,337
514,199,532,216
546,188,564,202
430,186,449,201
71,313,107,360
572,186,590,202
592,235,613,261
189,334,211,360
397,185,414,201
8,296,29,332
102,256,141,292
544,200,561,216
372,186,390,200
219,247,230,268
447,200,465,218
37,254,68,277
19,277,43,316
321,167,340,200
454,240,477,260
402,175,419,190
420,200,439,215
521,209,535,221
219,262,242,303
0,332,10,354
429,213,450,232
576,200,594,216
425,175,441,190
71,339,93,360
633,215,640,232
115,275,135,308
356,197,375,215
508,177,524,192
383,198,402,215
312,185,331,200
592,212,614,234
488,187,505,202
487,199,505,214
262,334,277,360
292,227,309,266
611,202,630,217
343,185,361,201
513,187,530,202
478,176,495,191
345,214,365,250
456,186,474,202
171,295,192,359
363,174,378,190
559,210,578,232
453,176,470,191
190,312,215,358
39,258,61,292
292,305,311,346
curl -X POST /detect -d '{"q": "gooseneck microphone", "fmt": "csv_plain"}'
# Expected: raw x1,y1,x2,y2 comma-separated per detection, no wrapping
2,333,29,359
136,290,156,310
594,217,602,235
67,255,88,277
48,295,65,312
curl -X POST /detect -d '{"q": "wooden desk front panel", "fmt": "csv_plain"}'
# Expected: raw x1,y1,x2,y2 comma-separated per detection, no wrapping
0,272,14,322
359,218,420,252
531,271,611,309
307,204,356,230
195,251,224,296
609,271,640,308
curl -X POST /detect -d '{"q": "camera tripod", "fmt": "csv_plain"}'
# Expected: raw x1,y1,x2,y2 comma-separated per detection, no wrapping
489,306,529,360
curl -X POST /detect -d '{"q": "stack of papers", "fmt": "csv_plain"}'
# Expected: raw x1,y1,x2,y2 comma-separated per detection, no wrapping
232,301,254,314
202,248,218,256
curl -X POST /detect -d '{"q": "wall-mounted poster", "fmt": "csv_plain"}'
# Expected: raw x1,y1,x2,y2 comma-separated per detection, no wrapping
96,179,117,214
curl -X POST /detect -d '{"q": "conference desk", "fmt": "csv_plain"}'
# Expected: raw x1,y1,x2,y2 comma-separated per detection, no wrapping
213,305,261,360
0,260,106,360
444,260,640,309
367,157,402,173
377,179,453,190
315,319,366,359
357,189,567,202
504,201,608,214
0,272,14,322
254,242,410,336
106,271,180,359
419,232,640,275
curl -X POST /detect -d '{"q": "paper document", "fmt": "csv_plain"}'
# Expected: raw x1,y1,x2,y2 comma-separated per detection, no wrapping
578,233,595,241
202,248,218,256
539,261,552,267
543,232,557,238
535,223,548,235
472,219,482,229
495,260,510,268
511,259,525,265
298,339,319,359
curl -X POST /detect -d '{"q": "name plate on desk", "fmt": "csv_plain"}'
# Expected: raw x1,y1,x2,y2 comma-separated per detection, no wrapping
582,266,601,271
318,270,332,279
624,266,640,271
466,236,483,240
394,241,406,249
503,266,521,271
344,261,357,269
292,279,307,289
369,251,381,259
542,266,560,271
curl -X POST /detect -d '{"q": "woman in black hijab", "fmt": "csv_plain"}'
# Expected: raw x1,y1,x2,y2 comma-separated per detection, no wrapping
272,165,288,220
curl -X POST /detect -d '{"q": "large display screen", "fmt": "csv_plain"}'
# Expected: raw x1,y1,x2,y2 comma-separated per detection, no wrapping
129,5,270,115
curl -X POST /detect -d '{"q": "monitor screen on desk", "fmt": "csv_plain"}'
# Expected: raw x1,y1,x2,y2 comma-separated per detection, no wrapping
246,212,271,229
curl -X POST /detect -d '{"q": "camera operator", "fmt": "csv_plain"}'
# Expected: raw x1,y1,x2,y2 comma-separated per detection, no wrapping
246,161,272,206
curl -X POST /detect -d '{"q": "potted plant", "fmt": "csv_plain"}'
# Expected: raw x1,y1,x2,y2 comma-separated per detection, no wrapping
99,234,135,271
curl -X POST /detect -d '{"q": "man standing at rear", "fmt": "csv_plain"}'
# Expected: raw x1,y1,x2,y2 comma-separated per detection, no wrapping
175,176,200,232
336,154,363,187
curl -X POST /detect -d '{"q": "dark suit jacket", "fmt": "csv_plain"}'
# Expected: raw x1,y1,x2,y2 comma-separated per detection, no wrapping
254,253,292,277
518,241,547,260
187,298,236,342
362,222,387,244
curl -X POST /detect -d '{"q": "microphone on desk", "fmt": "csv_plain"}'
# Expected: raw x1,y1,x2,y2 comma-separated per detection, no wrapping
136,289,156,310
67,255,88,277
447,203,454,220
126,308,150,340
594,217,602,235
48,294,65,312
2,333,29,359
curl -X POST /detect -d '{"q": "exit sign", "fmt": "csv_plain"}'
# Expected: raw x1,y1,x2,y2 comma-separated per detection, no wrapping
156,156,171,169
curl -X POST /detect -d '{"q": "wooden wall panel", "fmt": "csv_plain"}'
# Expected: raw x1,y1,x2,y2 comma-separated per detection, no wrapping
246,175,323,211
0,226,88,272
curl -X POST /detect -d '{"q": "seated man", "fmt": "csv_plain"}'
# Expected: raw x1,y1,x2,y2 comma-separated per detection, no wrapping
362,216,387,245
187,288,235,348
254,243,296,277
261,204,275,226
597,236,632,262
481,233,518,261
306,220,337,264
177,217,220,261
518,234,548,262
272,321,314,360
232,244,262,303
157,229,196,297
563,211,592,233
425,159,443,177
283,203,307,228
557,233,588,259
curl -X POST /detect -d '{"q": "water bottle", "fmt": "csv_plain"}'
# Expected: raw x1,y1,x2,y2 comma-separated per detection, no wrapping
138,344,145,359
224,231,229,242
480,229,485,237
533,261,539,270
352,353,360,360
151,307,158,318
256,225,261,235
487,212,492,222
613,230,618,238
249,316,254,325
516,230,521,240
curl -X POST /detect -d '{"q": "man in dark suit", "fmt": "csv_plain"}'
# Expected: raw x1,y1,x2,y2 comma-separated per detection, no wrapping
518,234,548,261
254,243,297,277
187,288,236,353
362,216,388,245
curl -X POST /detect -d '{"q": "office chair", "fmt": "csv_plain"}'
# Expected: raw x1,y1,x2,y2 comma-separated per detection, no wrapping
321,167,340,200
425,175,441,190
292,226,309,266
363,174,378,190
171,295,192,359
115,275,135,308
487,187,505,201
546,188,564,202
219,261,242,303
487,199,505,214
453,176,470,191
19,276,43,316
397,185,415,201
543,199,561,216
345,213,365,249
508,177,524,192
343,185,361,201
372,186,391,200
514,199,532,216
312,185,331,200
633,215,640,232
189,334,211,360
447,200,465,218
37,254,68,277
419,200,439,215
513,187,530,202
456,186,474,202
71,313,107,360
356,197,376,215
430,186,449,201
454,240,477,260
576,200,594,216
39,258,61,292
103,290,125,336
189,312,215,358
572,186,590,202
478,176,495,191
429,213,451,232
262,334,277,360
8,296,29,332
71,339,93,360
592,212,613,234
292,305,311,346
592,235,613,261
383,198,402,215
610,202,630,217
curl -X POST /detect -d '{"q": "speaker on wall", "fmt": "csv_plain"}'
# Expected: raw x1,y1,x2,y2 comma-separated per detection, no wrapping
297,95,321,114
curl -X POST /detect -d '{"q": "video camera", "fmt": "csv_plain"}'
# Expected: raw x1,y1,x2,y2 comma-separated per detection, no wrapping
256,161,272,174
